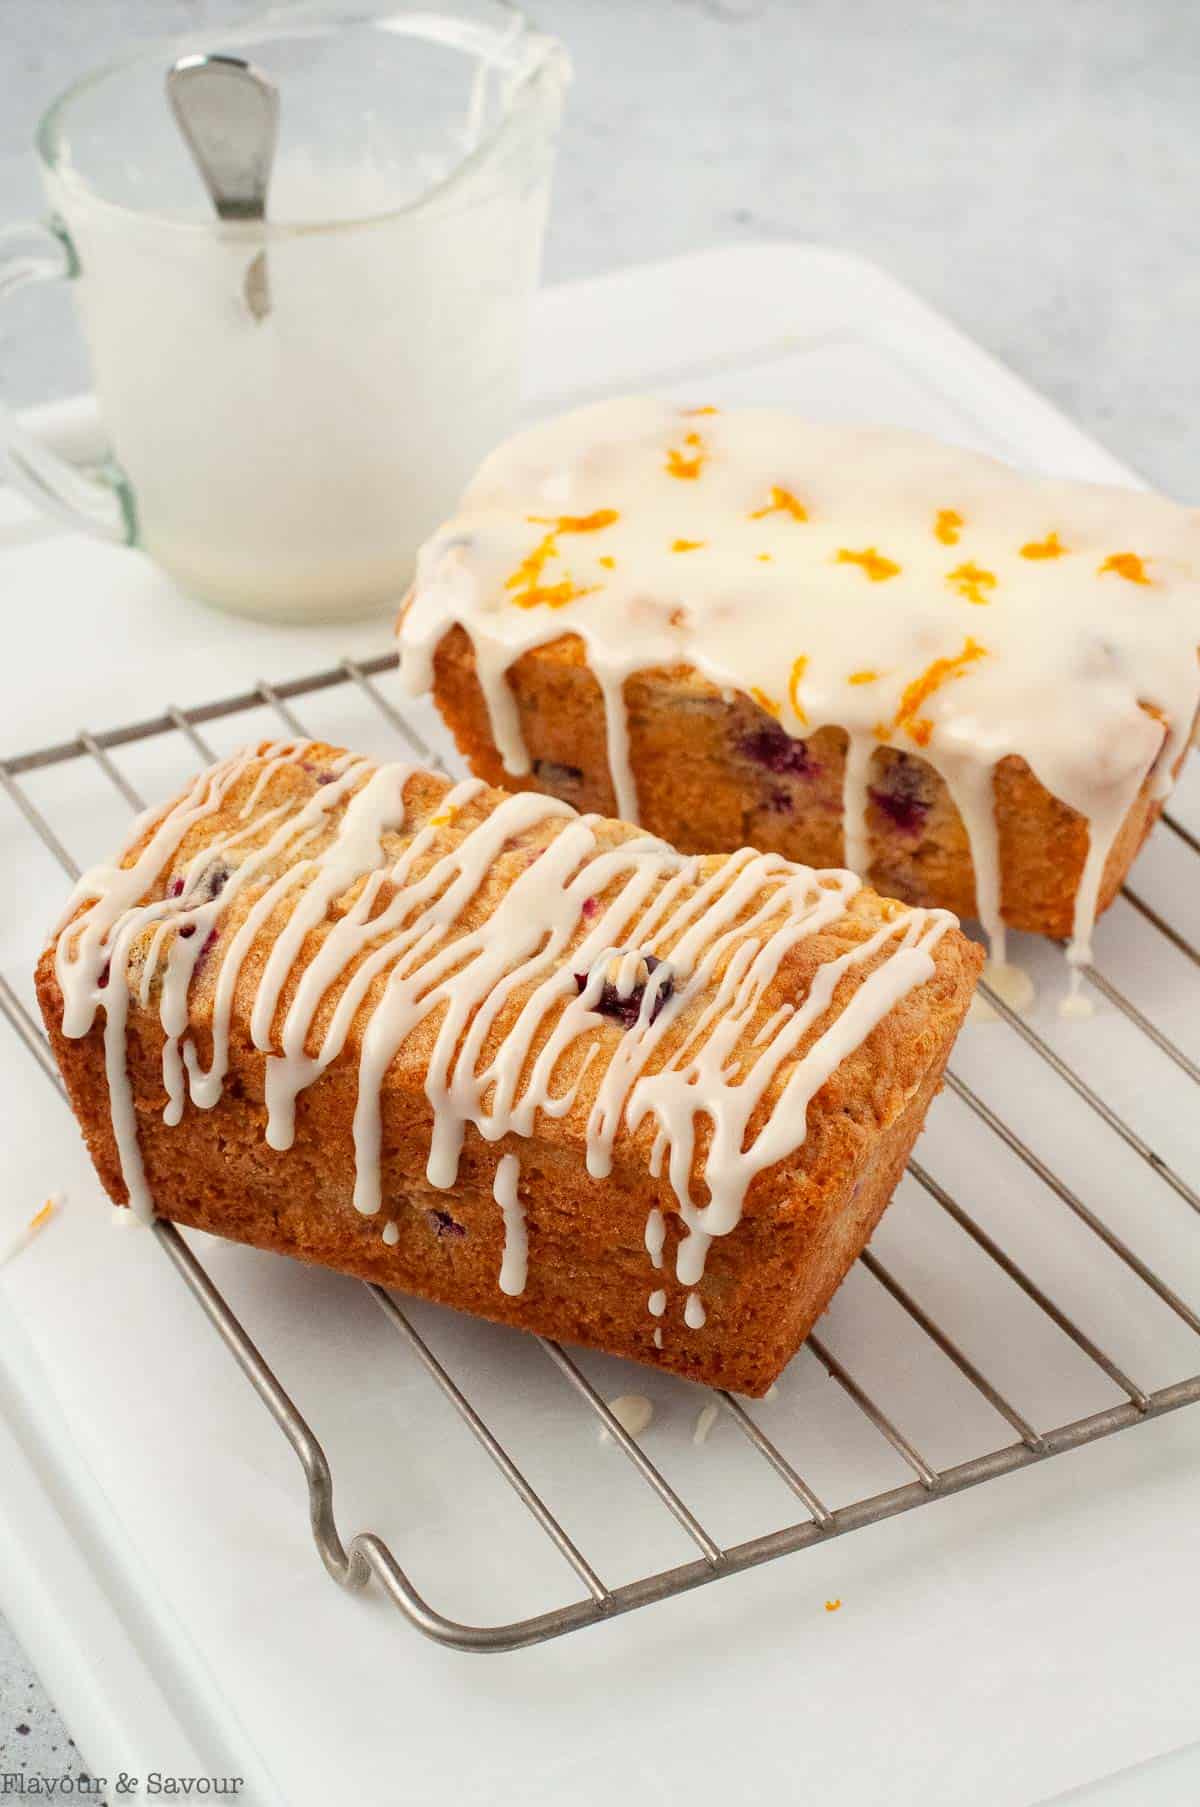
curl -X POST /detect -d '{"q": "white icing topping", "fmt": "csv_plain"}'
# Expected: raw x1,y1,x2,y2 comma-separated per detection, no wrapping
399,397,1200,968
969,955,1036,1021
684,1291,706,1329
602,1395,654,1440
693,1402,720,1445
653,1327,663,1349
50,742,954,1336
648,1288,667,1317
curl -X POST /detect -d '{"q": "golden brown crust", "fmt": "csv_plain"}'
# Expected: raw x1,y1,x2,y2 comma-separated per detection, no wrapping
429,626,1178,938
37,743,981,1396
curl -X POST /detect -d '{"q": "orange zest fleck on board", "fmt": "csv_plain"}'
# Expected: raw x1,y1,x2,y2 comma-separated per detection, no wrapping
884,637,988,748
683,405,719,416
750,485,808,523
756,553,773,562
787,655,809,725
825,1599,842,1613
665,431,707,480
1099,551,1151,585
671,537,706,552
934,508,964,546
750,686,782,719
836,546,901,582
1021,530,1067,560
598,555,616,570
947,560,997,605
28,1198,57,1233
848,668,879,685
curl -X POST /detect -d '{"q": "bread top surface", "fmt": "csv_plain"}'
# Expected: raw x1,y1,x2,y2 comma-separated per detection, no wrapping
396,396,1200,967
44,740,979,1244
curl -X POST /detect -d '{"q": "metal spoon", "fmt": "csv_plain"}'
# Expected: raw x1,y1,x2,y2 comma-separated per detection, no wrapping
166,53,280,321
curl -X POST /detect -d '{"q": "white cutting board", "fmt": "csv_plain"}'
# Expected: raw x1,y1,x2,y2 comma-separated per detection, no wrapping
1,245,1198,1807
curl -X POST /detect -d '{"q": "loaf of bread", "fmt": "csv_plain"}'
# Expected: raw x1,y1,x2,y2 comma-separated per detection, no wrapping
397,398,1200,968
37,739,980,1396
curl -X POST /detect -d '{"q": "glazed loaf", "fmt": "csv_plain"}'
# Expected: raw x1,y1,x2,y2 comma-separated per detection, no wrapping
38,740,980,1396
397,398,1200,964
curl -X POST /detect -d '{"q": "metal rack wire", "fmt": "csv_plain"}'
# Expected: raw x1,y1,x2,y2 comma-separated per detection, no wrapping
2,650,1197,1652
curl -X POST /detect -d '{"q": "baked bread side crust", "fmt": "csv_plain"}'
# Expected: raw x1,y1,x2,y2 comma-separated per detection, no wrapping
428,626,1181,939
37,745,981,1396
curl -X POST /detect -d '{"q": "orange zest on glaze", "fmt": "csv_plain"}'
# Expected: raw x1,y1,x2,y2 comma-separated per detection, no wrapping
1021,530,1067,560
836,546,900,582
947,560,997,605
886,637,988,747
665,431,707,480
756,552,773,562
528,508,620,534
504,532,597,611
1099,551,1151,585
847,669,879,685
683,405,719,416
750,687,782,719
934,508,964,545
598,555,616,570
787,655,809,725
671,537,706,552
750,485,808,523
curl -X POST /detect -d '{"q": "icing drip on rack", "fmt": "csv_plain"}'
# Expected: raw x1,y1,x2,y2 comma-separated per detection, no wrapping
398,396,1200,969
51,742,953,1322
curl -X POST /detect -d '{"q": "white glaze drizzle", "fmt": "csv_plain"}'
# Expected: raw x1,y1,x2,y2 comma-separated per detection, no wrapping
693,1402,720,1445
684,1292,706,1329
602,1395,654,1440
51,741,954,1338
493,1152,527,1295
648,1288,667,1317
968,955,1036,1023
653,1327,663,1349
398,397,1200,968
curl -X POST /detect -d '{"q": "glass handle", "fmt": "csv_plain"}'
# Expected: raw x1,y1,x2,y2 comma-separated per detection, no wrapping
0,221,133,542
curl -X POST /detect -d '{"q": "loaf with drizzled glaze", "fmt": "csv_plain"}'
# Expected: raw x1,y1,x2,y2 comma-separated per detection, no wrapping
397,398,1200,981
37,739,980,1396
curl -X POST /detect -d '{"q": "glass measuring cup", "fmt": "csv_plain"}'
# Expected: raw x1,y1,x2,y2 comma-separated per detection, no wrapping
0,3,568,622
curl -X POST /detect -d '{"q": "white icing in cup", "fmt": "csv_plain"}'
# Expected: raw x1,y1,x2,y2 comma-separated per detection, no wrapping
5,9,569,621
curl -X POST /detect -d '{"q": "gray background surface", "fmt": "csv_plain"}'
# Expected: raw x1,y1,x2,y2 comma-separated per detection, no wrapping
1,0,1197,1797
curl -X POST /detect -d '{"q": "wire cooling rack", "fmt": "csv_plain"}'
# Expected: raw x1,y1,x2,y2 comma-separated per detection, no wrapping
2,650,1198,1653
